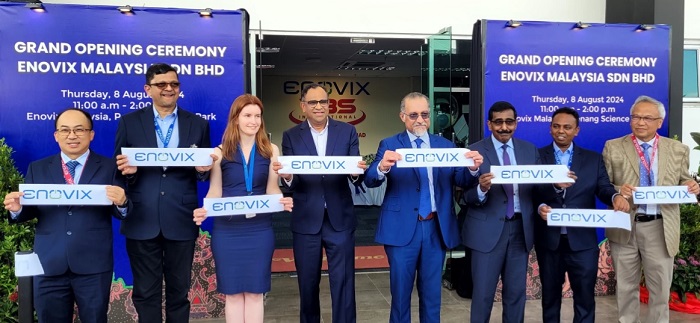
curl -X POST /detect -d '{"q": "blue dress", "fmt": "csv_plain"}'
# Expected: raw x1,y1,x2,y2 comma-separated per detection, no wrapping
211,148,274,294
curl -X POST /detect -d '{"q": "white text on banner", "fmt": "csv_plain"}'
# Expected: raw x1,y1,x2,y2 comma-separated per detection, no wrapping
121,148,214,166
203,194,284,217
633,186,698,204
395,148,474,168
277,156,363,174
547,209,631,230
19,184,112,205
490,165,574,184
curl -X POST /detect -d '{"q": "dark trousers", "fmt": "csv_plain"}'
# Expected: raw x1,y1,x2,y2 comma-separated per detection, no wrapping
126,234,195,323
536,235,599,323
293,211,356,323
470,219,528,323
34,270,112,323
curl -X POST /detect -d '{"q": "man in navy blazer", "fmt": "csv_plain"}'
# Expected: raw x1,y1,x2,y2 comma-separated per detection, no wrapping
365,92,482,322
273,84,366,323
462,101,541,323
114,63,212,323
535,107,629,323
4,108,130,323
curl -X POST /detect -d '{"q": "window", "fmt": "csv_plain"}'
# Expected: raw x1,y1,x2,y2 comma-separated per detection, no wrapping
683,49,699,98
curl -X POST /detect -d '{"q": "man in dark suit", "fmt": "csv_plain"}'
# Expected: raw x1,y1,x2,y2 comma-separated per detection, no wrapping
535,107,629,323
365,92,482,322
462,101,540,323
272,83,366,323
114,63,212,323
4,108,130,323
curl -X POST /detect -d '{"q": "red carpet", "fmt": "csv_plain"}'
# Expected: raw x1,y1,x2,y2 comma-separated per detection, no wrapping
271,246,388,273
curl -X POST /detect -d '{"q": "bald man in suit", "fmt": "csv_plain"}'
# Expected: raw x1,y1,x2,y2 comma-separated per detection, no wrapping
603,95,700,323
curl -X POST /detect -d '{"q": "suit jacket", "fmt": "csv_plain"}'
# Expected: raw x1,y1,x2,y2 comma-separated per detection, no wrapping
12,152,130,276
603,134,691,257
364,132,468,249
462,136,539,252
281,118,361,234
114,106,211,240
535,143,617,251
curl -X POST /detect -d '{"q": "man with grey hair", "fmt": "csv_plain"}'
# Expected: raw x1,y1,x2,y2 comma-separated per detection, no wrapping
365,92,483,322
603,95,700,322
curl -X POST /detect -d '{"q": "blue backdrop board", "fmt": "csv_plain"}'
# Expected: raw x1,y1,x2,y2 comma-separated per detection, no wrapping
481,20,670,243
0,3,248,287
482,20,670,152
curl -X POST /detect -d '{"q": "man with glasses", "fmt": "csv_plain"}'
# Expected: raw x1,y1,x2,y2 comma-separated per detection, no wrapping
4,108,130,323
273,83,366,323
113,63,213,323
461,101,540,323
603,95,700,323
365,92,483,322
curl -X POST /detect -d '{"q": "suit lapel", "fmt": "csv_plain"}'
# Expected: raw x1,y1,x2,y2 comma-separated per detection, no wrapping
325,118,340,156
177,109,192,148
298,122,318,155
483,136,500,168
140,107,158,148
398,132,420,179
78,153,100,184
569,144,582,174
50,155,66,184
622,135,641,178
656,137,669,185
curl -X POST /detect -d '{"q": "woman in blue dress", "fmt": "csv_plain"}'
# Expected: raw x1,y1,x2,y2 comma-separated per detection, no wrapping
193,94,293,323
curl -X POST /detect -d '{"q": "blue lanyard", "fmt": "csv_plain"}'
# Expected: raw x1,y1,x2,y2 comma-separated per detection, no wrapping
239,143,256,194
554,147,573,169
154,114,177,148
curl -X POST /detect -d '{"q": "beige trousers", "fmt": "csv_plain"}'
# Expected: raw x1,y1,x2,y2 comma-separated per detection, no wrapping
610,219,673,323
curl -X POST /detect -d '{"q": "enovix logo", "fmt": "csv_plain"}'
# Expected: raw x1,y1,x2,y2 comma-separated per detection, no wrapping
404,152,460,163
19,184,111,205
549,212,607,223
633,186,698,204
134,152,195,162
204,194,284,217
212,199,270,212
24,189,93,200
291,160,347,170
501,169,553,179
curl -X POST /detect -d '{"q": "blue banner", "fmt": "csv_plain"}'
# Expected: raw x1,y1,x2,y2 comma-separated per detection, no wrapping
482,20,670,243
483,20,670,153
0,3,247,285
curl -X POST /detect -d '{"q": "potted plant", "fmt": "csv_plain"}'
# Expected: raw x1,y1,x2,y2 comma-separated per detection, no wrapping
0,138,33,322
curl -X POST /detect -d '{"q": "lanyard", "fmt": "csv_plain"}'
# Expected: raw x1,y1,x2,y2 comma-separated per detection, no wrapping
60,155,89,184
154,114,177,148
554,147,573,169
630,133,658,175
239,143,256,195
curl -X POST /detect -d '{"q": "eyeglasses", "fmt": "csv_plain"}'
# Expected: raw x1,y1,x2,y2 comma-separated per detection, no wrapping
630,115,662,123
56,128,92,137
490,118,516,126
148,82,181,89
302,100,330,107
403,112,430,120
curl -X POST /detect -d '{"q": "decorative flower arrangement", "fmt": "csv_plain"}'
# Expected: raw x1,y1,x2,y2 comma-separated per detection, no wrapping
673,130,700,304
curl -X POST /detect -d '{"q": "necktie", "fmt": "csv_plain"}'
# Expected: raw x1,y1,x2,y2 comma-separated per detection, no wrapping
66,160,79,183
415,138,432,217
640,143,652,187
501,144,515,218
